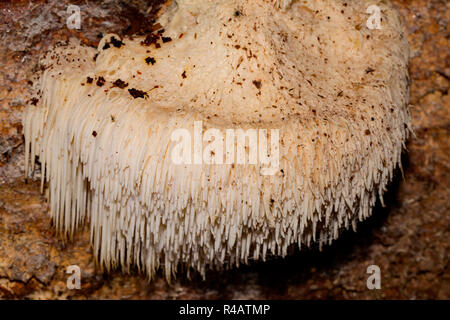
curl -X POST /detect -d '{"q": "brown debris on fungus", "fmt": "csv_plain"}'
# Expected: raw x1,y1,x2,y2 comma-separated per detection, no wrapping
145,57,156,65
113,79,129,89
128,88,148,99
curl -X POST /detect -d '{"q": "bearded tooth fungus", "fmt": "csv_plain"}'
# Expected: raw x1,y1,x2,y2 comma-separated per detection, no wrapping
23,0,411,280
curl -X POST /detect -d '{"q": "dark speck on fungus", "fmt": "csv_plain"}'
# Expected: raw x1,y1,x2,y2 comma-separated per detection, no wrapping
110,36,124,48
30,97,39,106
96,76,105,87
145,57,156,65
102,36,124,50
252,80,262,89
141,33,160,47
128,88,148,99
113,79,128,88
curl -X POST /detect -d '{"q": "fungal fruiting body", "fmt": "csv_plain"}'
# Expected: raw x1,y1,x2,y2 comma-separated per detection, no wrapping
23,0,411,280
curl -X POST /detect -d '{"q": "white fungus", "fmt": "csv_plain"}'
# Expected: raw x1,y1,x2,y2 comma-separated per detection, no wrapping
23,0,411,280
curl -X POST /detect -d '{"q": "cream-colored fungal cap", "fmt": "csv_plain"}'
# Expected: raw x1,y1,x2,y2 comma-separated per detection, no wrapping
24,0,411,280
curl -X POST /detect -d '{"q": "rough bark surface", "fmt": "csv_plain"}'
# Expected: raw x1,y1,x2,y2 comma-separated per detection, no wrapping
0,0,448,299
